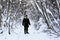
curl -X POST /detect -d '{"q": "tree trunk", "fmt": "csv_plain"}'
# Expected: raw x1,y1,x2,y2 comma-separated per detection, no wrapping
0,10,3,34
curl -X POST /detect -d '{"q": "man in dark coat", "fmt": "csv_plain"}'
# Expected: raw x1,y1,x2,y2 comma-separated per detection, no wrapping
22,15,30,34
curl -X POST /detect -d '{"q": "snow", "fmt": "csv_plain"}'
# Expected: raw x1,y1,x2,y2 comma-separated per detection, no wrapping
0,4,2,9
0,18,60,40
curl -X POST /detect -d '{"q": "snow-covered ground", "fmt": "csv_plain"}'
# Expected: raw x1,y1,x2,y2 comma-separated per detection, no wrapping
0,18,60,40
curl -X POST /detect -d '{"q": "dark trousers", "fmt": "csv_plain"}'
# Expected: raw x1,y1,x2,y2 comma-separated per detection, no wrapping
24,26,28,34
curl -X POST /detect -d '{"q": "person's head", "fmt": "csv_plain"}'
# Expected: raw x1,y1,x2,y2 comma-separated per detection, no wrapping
24,15,28,18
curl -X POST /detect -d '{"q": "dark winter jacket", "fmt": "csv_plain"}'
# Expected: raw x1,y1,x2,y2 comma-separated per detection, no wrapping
22,18,30,27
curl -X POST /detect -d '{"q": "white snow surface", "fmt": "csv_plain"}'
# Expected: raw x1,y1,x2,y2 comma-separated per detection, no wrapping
0,18,60,40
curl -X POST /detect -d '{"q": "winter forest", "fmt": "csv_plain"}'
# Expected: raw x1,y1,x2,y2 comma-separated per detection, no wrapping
0,0,60,40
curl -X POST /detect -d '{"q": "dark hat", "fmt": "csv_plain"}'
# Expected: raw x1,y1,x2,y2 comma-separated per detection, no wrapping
25,15,27,17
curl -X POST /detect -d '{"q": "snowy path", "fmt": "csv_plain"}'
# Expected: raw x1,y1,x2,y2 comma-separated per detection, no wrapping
0,20,60,40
